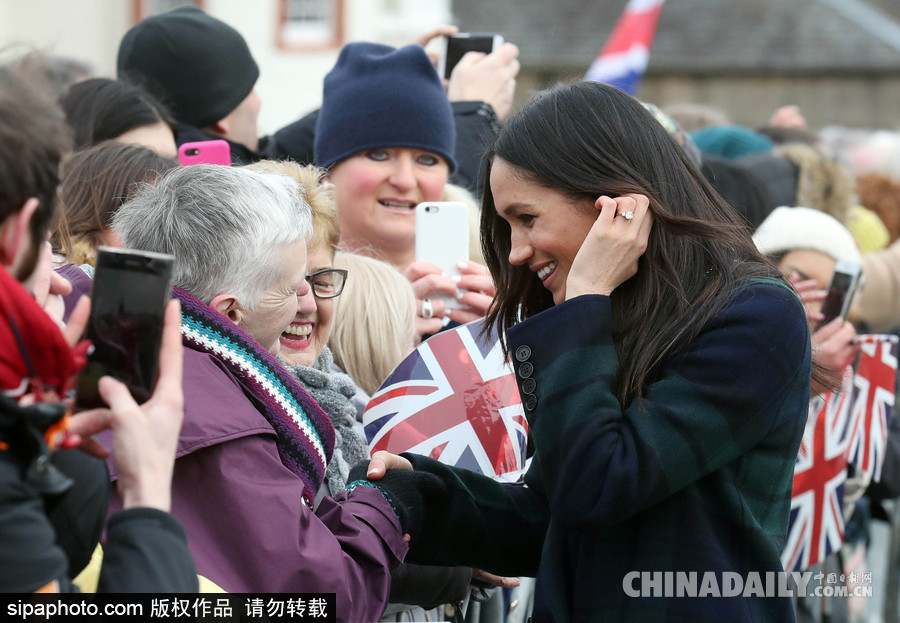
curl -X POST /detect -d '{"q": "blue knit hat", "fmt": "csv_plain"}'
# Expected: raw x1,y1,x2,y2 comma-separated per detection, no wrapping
314,43,456,172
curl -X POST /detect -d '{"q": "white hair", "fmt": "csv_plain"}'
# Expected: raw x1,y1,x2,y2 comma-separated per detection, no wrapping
111,164,312,309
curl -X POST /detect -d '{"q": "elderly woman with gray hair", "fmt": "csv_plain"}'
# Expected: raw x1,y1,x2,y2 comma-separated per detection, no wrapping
104,164,440,622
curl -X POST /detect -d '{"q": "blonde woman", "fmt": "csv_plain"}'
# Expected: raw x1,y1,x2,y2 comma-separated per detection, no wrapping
243,160,368,500
330,251,418,397
315,42,496,339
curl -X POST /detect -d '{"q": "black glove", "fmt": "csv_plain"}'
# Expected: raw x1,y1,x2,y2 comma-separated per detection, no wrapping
346,462,446,541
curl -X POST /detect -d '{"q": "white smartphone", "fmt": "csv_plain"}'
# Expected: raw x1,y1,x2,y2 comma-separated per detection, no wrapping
818,260,862,328
439,33,504,80
415,201,470,310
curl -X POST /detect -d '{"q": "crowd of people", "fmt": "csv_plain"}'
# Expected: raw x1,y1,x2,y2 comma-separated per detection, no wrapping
2,5,900,623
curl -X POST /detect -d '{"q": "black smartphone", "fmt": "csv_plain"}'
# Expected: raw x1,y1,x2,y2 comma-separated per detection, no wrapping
439,33,504,80
818,260,862,328
74,246,175,410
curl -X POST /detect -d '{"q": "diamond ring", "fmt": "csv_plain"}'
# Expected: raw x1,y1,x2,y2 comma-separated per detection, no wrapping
622,210,635,220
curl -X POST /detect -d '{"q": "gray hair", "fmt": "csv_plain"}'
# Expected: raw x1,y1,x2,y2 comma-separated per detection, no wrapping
111,164,312,309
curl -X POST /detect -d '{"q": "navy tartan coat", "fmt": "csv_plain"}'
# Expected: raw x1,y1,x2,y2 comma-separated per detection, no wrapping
405,280,811,623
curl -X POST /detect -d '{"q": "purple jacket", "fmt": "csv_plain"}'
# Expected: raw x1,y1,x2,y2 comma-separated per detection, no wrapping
106,344,407,621
56,263,92,323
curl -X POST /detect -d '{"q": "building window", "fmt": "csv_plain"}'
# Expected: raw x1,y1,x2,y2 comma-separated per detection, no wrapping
133,0,204,22
278,0,344,50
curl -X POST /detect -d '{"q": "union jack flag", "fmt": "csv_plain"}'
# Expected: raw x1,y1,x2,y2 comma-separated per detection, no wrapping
363,319,529,481
782,368,853,573
781,334,897,572
847,335,898,482
583,0,665,95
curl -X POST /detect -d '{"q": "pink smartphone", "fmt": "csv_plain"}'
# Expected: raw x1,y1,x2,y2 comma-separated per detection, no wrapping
178,140,231,166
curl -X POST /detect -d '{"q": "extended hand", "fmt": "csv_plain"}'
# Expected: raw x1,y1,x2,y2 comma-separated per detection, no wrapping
364,450,414,480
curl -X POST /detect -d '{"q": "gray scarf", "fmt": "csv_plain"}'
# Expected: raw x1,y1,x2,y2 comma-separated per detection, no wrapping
284,346,370,494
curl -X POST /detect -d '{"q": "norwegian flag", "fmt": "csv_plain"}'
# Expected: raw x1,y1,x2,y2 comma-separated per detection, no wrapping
781,334,898,572
363,319,529,481
583,0,665,95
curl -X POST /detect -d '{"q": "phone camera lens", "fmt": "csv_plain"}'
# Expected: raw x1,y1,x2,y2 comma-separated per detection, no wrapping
186,148,199,156
425,206,436,213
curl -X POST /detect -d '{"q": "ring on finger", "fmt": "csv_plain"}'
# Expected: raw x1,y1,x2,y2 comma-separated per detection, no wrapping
622,210,635,221
421,297,434,319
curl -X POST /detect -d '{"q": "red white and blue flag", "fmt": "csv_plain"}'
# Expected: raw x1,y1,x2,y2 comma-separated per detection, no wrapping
583,0,665,95
782,334,897,572
363,319,529,482
846,336,898,482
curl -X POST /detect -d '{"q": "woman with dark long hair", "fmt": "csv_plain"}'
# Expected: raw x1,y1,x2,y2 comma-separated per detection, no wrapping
355,82,813,622
52,141,178,266
61,77,178,157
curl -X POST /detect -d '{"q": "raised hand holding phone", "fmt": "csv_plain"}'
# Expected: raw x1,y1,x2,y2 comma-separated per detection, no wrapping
444,36,519,121
69,299,184,511
74,247,174,411
439,33,504,80
817,261,862,329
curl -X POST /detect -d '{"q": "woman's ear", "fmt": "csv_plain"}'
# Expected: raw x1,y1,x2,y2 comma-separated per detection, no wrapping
204,119,229,138
0,197,39,268
209,293,245,325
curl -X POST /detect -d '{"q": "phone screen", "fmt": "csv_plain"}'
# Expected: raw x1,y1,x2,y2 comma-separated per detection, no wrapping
74,248,174,410
443,35,499,79
819,271,853,326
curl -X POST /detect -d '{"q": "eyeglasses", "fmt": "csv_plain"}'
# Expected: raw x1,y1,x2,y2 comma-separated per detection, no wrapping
305,268,348,299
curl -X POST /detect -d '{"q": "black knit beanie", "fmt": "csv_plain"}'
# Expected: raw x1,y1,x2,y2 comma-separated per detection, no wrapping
314,42,456,172
117,7,259,128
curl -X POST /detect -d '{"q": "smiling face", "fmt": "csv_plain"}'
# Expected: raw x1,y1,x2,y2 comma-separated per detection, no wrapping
279,242,337,367
237,238,309,356
490,158,599,305
327,147,449,267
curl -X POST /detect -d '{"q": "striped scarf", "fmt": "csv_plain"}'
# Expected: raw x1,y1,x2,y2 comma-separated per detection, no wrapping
174,287,335,508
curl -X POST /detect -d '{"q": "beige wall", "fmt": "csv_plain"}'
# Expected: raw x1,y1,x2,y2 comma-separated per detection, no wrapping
0,0,130,77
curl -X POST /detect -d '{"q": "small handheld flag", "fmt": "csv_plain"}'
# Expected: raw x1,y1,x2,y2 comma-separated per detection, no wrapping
362,319,529,482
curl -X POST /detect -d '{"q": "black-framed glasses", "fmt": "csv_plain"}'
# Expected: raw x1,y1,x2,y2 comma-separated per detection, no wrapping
305,268,348,299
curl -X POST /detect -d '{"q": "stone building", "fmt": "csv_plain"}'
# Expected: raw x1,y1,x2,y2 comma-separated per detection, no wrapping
451,0,900,130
